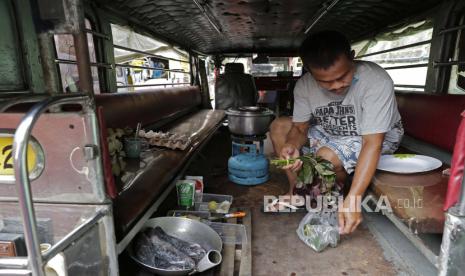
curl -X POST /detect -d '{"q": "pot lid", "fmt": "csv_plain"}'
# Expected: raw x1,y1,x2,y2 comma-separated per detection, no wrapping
226,106,274,116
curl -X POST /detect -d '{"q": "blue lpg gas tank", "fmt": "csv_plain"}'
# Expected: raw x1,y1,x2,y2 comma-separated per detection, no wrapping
228,153,269,185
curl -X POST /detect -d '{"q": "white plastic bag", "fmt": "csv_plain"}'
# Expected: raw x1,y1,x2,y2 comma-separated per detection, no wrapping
296,211,339,252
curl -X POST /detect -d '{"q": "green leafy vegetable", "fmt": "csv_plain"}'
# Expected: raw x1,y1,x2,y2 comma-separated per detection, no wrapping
270,153,337,195
393,153,416,159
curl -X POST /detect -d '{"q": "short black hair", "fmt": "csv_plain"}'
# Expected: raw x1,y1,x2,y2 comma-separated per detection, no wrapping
299,30,352,70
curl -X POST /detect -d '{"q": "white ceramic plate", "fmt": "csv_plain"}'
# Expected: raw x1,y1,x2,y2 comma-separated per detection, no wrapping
377,154,442,174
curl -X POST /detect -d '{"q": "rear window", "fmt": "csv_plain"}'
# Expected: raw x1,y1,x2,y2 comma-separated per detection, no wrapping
353,20,433,92
111,24,190,92
251,57,302,77
217,56,302,77
220,57,251,74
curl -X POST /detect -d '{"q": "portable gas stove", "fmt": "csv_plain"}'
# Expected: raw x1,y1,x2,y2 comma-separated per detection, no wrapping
225,106,274,185
228,134,269,185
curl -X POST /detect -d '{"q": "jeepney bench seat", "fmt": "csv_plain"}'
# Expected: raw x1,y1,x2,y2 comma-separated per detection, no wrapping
369,93,465,233
95,86,225,241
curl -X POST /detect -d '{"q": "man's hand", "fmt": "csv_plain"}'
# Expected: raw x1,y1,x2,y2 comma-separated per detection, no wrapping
338,133,384,235
280,143,302,172
278,121,309,172
338,195,363,234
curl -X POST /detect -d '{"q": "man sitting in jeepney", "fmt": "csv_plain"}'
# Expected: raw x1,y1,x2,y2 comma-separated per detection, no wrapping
270,30,404,234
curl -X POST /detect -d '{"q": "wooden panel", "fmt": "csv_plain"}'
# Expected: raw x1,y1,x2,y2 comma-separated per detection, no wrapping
371,169,448,233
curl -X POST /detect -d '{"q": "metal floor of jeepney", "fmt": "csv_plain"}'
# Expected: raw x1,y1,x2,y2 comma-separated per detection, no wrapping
120,128,438,275
205,167,397,276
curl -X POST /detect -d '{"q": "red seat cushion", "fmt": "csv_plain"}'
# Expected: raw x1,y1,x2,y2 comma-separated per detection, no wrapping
396,93,465,152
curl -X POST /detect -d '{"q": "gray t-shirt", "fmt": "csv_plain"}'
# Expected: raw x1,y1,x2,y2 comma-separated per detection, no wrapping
293,61,403,145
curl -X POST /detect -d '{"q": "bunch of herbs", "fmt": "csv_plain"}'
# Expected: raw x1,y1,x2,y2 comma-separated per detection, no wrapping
270,153,336,195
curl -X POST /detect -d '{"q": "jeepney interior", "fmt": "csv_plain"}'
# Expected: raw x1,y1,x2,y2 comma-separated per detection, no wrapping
1,0,465,275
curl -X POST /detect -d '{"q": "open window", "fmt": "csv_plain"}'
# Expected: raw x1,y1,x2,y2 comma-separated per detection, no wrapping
353,20,433,92
111,24,191,92
448,14,465,94
53,18,103,94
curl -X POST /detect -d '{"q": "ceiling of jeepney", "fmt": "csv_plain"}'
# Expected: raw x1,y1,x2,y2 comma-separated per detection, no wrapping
96,0,443,54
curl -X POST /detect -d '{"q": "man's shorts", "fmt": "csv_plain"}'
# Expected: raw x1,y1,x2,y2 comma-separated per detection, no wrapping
302,125,402,174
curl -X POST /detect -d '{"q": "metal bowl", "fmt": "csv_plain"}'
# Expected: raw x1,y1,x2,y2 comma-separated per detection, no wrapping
226,106,274,136
128,217,223,275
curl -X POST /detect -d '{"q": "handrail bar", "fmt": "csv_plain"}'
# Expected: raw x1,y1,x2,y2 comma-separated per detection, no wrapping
0,269,32,275
458,154,465,216
438,24,465,35
0,95,48,113
0,257,28,269
42,209,107,263
12,94,90,276
434,60,465,67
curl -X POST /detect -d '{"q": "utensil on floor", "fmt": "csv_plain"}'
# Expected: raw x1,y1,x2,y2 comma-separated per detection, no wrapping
209,211,246,221
196,250,222,272
128,217,223,275
135,122,141,138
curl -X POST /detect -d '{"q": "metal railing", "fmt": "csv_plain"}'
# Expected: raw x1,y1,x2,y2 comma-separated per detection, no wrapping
383,63,429,70
434,60,465,67
438,24,465,35
114,63,190,74
5,94,105,275
355,40,432,59
84,29,111,40
113,44,190,64
394,84,425,89
116,83,191,89
55,58,113,69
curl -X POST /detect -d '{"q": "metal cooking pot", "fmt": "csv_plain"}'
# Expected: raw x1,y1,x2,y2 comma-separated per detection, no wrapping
226,106,274,136
128,217,223,275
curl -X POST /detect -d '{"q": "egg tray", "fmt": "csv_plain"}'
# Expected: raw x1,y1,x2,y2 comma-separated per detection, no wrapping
139,130,192,150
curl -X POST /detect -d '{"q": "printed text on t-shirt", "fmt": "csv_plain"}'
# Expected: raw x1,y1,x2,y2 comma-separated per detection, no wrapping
314,101,358,136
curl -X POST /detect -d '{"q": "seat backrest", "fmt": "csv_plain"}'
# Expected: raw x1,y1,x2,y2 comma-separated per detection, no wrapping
215,63,257,110
95,86,201,129
396,93,465,152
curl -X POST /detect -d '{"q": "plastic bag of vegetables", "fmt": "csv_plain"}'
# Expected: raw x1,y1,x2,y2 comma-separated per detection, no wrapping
296,211,339,252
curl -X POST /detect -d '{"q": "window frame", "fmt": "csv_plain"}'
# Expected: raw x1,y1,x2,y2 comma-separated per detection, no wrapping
353,19,434,93
53,15,112,94
445,12,465,94
110,23,192,92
